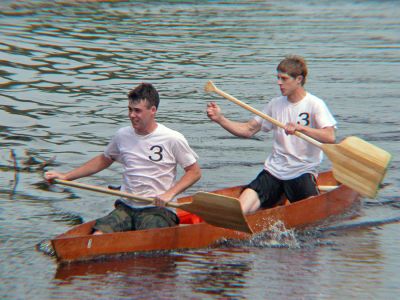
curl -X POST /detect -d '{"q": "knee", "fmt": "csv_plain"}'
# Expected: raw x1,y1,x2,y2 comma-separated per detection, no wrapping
239,188,261,214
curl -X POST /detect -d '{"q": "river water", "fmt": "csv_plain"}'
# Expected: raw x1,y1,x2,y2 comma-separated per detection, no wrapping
0,1,399,299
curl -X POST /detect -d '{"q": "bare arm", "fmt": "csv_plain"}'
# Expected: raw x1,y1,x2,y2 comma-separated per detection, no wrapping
155,162,201,204
44,154,114,181
285,124,336,144
207,102,261,138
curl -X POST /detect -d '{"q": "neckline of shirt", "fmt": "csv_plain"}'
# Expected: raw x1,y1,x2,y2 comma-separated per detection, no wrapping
285,92,309,106
130,123,160,139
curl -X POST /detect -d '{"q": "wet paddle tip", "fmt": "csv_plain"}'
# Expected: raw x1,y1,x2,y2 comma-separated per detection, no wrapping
191,192,254,234
204,80,217,93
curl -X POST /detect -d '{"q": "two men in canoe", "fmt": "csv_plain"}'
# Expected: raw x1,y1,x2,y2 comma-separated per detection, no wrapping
45,55,336,233
45,83,201,234
207,55,337,214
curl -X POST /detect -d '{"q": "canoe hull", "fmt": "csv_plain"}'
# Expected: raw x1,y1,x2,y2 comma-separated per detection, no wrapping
51,171,360,263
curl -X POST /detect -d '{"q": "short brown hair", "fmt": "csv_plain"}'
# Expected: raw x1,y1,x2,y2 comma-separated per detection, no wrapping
128,83,160,109
277,55,308,86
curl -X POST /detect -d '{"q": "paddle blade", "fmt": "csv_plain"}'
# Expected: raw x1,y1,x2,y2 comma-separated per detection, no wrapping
323,136,391,198
180,192,253,234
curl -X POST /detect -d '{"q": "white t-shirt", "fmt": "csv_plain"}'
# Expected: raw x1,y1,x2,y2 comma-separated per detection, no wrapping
254,92,337,180
104,123,198,208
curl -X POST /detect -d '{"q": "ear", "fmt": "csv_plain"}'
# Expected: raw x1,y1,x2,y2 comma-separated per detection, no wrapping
295,75,303,85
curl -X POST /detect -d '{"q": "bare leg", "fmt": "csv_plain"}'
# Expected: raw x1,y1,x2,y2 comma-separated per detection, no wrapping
92,230,104,235
239,188,261,214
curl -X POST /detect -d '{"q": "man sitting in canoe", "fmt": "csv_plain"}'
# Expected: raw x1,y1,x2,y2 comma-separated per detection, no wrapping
45,83,201,234
206,55,337,214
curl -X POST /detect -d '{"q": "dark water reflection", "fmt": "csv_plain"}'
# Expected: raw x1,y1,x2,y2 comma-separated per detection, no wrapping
54,250,253,299
0,0,399,299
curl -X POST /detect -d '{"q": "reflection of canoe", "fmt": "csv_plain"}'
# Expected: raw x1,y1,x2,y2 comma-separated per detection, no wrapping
51,171,360,263
55,254,179,280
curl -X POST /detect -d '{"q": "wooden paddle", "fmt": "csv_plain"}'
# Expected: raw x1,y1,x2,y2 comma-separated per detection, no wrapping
204,80,391,198
53,178,253,234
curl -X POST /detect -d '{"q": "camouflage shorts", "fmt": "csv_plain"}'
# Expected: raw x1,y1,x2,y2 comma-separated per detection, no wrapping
93,200,179,233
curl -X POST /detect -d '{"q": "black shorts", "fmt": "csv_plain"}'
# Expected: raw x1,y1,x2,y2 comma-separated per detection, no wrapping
93,200,179,233
247,170,319,208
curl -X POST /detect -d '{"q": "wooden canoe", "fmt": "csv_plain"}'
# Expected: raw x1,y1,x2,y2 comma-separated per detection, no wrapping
51,171,360,263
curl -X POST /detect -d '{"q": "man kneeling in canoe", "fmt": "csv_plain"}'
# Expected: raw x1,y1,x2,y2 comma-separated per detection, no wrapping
207,55,337,214
45,83,201,234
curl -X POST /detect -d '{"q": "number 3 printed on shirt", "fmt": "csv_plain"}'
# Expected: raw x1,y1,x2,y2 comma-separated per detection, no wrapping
298,112,310,126
149,145,163,162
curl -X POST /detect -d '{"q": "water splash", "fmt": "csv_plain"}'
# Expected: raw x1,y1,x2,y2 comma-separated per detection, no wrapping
36,239,55,257
249,221,300,248
217,221,300,249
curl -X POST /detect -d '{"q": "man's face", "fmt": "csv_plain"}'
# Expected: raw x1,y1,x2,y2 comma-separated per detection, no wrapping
128,100,156,134
277,72,302,97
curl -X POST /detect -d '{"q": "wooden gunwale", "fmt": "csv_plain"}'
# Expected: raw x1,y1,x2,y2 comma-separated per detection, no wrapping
51,171,360,263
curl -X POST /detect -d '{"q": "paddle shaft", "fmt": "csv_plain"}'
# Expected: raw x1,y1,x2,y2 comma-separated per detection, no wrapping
54,179,180,209
54,179,254,233
209,82,322,148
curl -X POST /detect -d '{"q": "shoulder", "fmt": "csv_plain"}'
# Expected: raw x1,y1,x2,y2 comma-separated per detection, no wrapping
155,123,186,140
269,95,285,105
115,126,133,136
303,93,332,111
260,96,285,112
155,124,194,153
305,93,326,105
268,96,288,109
255,96,285,123
265,96,288,113
305,93,336,126
107,127,133,147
